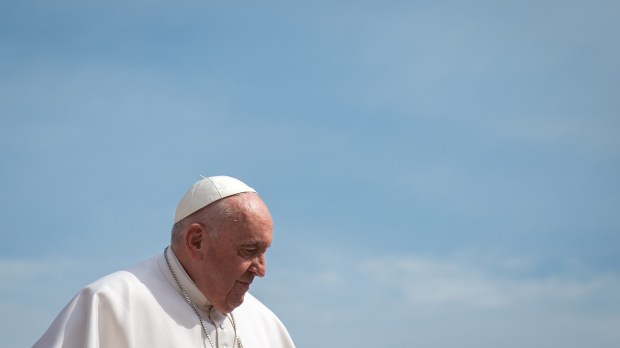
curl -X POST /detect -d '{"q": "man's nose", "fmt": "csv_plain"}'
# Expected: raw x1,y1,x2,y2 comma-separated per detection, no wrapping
250,254,266,277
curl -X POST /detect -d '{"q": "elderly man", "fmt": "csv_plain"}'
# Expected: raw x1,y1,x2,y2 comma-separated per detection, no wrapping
33,176,295,348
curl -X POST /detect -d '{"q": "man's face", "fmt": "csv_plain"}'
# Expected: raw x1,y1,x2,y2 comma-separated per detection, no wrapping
194,194,273,314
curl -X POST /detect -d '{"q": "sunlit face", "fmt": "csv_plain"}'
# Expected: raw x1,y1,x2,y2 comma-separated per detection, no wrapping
194,194,273,314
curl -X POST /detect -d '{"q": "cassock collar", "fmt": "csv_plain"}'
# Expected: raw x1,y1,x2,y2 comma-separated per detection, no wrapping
161,247,210,309
159,247,230,327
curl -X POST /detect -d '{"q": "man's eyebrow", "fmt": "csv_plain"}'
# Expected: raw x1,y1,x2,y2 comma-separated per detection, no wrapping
237,240,270,248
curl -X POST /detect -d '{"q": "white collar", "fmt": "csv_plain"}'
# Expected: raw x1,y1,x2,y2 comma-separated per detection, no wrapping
159,247,229,326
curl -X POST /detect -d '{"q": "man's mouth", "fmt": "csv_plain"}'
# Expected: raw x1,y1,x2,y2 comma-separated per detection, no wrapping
237,280,251,291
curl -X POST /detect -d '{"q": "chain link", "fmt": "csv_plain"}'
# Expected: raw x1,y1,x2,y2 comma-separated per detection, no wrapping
164,247,242,348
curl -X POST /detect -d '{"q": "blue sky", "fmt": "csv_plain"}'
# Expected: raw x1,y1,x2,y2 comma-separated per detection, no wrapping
1,1,619,347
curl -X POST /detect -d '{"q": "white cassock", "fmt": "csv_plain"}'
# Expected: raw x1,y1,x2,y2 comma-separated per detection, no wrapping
33,247,296,348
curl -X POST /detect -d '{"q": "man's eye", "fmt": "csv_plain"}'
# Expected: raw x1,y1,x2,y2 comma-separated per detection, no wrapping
240,249,257,258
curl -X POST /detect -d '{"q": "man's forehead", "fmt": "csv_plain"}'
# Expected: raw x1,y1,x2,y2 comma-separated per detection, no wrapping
219,208,272,240
226,192,268,211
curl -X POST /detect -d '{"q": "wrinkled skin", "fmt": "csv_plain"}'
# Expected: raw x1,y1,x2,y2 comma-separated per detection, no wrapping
176,193,273,314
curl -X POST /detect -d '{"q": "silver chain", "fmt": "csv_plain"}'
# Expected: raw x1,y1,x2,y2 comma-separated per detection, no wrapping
164,247,243,348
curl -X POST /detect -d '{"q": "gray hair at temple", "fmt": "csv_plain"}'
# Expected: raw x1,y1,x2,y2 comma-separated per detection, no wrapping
170,197,236,244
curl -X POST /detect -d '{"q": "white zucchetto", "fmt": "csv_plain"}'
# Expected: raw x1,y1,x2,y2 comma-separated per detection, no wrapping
174,175,256,223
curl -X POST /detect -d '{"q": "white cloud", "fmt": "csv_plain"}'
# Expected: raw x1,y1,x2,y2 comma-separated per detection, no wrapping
362,255,620,309
0,258,82,348
0,258,74,291
256,248,620,348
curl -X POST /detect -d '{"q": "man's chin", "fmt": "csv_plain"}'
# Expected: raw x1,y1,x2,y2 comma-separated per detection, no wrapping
225,284,250,311
223,296,245,313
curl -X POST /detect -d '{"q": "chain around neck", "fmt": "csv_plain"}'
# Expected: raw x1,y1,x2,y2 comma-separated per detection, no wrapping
163,247,243,348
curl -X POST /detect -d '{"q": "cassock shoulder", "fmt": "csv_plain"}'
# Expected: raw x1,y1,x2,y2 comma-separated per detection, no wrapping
83,269,144,298
33,257,161,348
236,293,296,348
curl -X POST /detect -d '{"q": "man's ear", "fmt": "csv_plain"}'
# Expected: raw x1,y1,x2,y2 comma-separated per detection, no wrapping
185,223,205,260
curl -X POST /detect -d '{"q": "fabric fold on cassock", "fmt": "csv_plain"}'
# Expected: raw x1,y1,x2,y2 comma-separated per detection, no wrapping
33,248,296,348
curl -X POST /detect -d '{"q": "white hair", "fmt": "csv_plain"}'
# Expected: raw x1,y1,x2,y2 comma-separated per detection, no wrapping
170,193,245,245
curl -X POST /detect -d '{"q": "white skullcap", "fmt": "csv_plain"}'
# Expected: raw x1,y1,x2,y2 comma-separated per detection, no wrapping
174,175,256,223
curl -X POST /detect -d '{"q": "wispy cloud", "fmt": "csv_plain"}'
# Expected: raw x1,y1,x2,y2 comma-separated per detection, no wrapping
362,254,620,308
0,258,77,291
256,248,620,347
0,258,83,348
